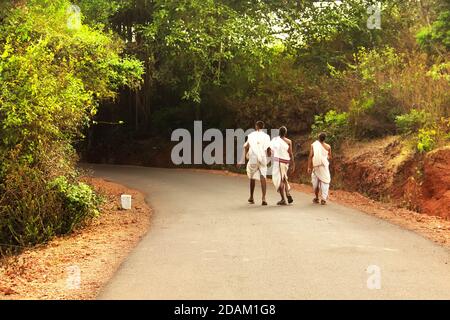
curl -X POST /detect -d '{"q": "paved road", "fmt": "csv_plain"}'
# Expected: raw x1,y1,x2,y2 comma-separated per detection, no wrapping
86,164,450,299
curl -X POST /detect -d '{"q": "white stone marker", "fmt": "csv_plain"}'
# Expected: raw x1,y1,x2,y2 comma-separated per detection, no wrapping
121,194,132,210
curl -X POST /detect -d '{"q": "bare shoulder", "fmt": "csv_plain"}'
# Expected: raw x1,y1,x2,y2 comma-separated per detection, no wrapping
324,143,331,150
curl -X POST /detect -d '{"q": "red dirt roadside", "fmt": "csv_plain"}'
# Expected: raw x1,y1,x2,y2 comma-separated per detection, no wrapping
0,178,152,300
420,147,450,219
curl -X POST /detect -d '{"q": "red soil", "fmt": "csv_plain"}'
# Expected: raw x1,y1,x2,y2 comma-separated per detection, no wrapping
420,147,450,219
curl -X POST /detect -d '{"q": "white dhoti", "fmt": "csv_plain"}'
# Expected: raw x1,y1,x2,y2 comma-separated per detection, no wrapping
246,160,267,180
312,169,330,200
311,140,331,201
270,136,292,192
272,159,291,191
245,130,271,181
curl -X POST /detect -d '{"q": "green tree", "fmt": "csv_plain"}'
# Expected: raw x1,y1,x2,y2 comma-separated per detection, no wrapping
0,0,143,251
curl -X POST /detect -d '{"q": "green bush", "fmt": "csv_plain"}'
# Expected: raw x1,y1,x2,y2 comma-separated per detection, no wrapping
416,128,437,153
49,176,100,234
395,109,433,135
348,94,401,138
442,117,450,141
0,168,61,252
0,167,100,254
416,9,450,52
311,110,349,146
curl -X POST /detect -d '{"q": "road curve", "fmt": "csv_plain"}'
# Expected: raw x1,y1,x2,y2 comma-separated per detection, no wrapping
85,164,450,300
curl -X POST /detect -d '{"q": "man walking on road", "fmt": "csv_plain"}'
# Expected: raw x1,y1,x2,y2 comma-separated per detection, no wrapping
308,132,332,205
239,121,271,206
270,126,295,205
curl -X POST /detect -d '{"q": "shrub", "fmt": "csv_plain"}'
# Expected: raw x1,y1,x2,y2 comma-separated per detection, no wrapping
0,165,100,254
416,9,450,52
49,176,100,234
395,109,433,135
0,166,62,252
337,46,448,140
441,117,450,141
416,128,437,153
347,91,402,138
311,110,349,146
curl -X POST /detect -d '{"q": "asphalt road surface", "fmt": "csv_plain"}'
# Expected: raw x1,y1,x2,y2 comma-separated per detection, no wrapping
85,164,450,300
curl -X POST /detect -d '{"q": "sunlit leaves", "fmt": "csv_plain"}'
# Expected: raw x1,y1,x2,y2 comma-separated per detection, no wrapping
0,0,143,172
140,0,276,103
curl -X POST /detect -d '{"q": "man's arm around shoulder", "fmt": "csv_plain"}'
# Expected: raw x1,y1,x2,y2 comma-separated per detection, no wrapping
307,144,314,174
325,143,332,160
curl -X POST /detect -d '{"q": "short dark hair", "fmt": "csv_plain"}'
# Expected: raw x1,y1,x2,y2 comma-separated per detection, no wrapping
255,121,265,129
279,126,287,137
319,132,327,142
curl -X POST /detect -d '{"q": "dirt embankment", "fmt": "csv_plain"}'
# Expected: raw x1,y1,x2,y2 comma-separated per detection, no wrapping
0,178,152,300
293,136,449,220
416,147,450,219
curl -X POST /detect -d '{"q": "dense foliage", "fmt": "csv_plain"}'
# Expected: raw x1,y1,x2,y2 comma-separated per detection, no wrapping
83,0,448,154
0,0,143,252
